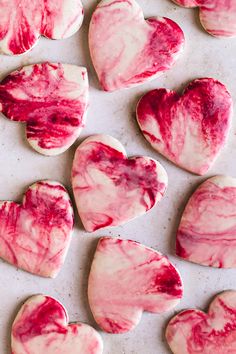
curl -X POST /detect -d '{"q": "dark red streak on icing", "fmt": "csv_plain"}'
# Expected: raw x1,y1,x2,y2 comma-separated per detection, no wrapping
172,0,236,38
176,176,236,268
0,62,88,154
11,295,103,353
137,78,232,175
72,135,167,231
23,182,74,229
137,89,180,156
166,292,236,353
151,263,183,297
0,0,84,55
0,180,74,277
88,237,183,333
83,141,162,209
13,296,68,343
184,80,231,143
72,136,168,232
89,0,184,91
126,18,185,84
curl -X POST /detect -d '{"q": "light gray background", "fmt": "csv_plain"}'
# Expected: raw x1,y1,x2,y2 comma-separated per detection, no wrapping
0,0,236,353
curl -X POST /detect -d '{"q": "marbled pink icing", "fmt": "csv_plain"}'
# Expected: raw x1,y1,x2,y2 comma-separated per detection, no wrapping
89,0,184,91
166,291,236,354
0,180,74,277
72,135,168,232
11,295,103,353
0,0,84,55
136,78,232,175
172,0,236,37
176,175,236,268
0,62,89,155
88,237,183,333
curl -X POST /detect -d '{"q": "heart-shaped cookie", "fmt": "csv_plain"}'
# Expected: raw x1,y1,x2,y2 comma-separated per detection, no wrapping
0,0,84,55
172,0,236,37
89,0,184,91
11,295,103,354
88,237,183,333
0,62,89,156
176,175,236,268
166,291,236,354
72,135,168,232
136,78,232,175
0,180,74,277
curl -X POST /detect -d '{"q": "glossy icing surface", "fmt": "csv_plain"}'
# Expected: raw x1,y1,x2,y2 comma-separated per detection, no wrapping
72,135,168,232
0,0,84,55
166,291,236,354
172,0,236,37
0,180,74,277
136,78,232,175
176,175,236,268
11,295,103,353
89,0,184,91
0,62,89,155
88,237,183,333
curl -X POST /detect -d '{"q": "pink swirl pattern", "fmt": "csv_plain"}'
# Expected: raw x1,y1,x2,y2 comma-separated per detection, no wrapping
176,175,236,268
89,0,184,91
0,62,89,156
172,0,236,37
88,237,183,334
136,78,232,175
11,295,103,354
0,0,84,55
166,291,236,354
72,135,168,232
0,180,74,277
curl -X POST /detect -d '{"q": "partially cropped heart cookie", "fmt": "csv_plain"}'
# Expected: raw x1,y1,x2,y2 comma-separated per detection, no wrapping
137,78,232,175
0,180,74,277
89,0,184,91
88,237,183,333
176,175,236,268
72,135,168,232
12,295,103,354
172,0,236,37
166,291,236,354
0,62,89,155
0,0,84,55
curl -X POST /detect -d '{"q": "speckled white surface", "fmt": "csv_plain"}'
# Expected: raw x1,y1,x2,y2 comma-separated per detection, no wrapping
0,0,236,353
